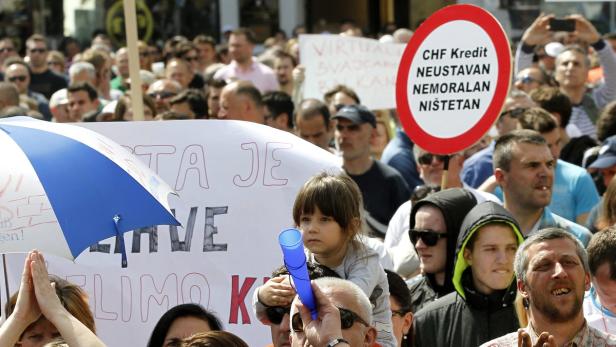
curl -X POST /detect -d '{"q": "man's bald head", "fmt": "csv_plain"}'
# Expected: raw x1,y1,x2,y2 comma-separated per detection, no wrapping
0,82,20,109
218,80,265,123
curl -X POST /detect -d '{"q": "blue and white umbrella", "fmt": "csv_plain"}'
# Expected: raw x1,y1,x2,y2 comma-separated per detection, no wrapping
0,116,179,266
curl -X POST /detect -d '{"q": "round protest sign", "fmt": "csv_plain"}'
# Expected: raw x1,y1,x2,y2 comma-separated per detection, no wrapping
396,4,510,154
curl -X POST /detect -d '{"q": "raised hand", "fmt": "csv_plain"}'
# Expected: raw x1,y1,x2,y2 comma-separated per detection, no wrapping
568,15,601,44
518,329,557,347
522,14,555,46
296,281,344,347
29,251,67,322
12,251,42,325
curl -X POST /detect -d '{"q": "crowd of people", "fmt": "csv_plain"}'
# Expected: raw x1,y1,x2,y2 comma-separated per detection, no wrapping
2,9,616,347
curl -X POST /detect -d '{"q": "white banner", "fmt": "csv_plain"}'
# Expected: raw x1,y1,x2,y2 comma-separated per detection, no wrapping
0,120,341,346
300,34,405,110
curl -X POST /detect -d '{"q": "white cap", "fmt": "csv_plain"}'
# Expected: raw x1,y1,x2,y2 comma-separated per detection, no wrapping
545,42,565,57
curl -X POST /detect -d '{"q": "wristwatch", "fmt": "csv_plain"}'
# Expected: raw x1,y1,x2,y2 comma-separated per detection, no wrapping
326,338,349,347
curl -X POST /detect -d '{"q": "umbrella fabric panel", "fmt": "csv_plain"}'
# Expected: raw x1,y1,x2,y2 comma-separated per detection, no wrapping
0,130,73,258
1,124,179,259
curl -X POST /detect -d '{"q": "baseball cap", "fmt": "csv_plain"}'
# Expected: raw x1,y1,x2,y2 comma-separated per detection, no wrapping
545,42,565,58
332,104,376,128
589,135,616,169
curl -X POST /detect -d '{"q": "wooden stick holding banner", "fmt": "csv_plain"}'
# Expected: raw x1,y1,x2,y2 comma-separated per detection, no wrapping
123,0,144,121
440,155,449,190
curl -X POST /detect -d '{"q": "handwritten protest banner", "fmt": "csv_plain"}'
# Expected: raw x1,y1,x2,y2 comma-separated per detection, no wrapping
0,120,341,346
300,34,405,110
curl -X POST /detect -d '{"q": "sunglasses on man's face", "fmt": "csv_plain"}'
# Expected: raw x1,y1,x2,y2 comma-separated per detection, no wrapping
409,229,447,247
291,307,369,332
515,75,538,85
417,153,448,165
8,75,27,82
266,306,291,325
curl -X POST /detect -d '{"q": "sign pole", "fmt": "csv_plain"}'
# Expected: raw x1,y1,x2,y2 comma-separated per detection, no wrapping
123,0,145,121
440,155,449,190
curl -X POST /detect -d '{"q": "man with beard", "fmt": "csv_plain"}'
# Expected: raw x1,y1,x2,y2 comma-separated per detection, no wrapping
482,228,616,346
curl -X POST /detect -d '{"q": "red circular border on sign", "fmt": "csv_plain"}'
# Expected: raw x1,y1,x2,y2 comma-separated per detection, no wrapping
396,4,511,154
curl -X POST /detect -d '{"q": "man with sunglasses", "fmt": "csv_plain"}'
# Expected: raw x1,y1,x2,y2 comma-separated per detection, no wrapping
290,277,377,347
332,104,410,237
0,37,18,76
3,59,52,121
253,263,340,347
146,79,182,115
407,188,478,312
25,34,67,100
462,91,536,188
514,67,547,94
413,202,524,347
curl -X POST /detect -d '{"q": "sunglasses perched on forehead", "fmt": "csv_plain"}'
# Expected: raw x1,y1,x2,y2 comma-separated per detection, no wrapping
266,306,291,324
409,229,447,247
292,307,369,332
515,75,538,85
499,107,527,119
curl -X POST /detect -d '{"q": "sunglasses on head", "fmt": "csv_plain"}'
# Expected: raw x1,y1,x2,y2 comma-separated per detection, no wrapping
8,75,27,82
291,307,369,332
409,229,447,247
265,306,291,325
417,153,448,165
515,75,538,85
499,107,527,119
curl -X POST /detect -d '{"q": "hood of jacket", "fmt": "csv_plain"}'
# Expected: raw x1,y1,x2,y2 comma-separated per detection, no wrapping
452,201,525,300
409,188,477,295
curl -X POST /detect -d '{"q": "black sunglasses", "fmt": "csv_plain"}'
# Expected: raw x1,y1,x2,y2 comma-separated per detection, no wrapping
409,229,447,247
8,75,27,82
417,153,448,165
148,91,177,99
265,306,291,324
291,307,369,332
499,107,527,119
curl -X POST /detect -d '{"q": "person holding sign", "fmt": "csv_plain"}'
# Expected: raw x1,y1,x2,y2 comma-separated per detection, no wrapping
515,14,616,139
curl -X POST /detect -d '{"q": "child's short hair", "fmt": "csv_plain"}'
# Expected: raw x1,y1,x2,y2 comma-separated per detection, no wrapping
292,172,363,239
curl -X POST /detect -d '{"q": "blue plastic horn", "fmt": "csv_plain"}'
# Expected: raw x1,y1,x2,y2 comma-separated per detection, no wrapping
278,228,318,319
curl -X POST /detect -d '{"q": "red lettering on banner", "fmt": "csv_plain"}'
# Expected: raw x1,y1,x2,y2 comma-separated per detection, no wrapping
229,275,257,324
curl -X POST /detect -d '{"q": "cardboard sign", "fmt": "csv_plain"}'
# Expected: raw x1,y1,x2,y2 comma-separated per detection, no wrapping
301,34,405,110
396,4,511,154
0,120,341,346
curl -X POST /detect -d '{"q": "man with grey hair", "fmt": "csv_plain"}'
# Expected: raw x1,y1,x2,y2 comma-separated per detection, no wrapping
493,129,592,246
481,228,616,346
290,277,377,347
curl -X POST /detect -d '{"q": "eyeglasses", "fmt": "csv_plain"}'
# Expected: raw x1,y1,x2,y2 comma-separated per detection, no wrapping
417,153,448,165
28,48,47,54
335,123,360,132
499,107,527,119
0,47,15,53
148,91,177,99
8,75,27,82
291,307,369,332
409,229,447,247
265,306,291,324
184,55,199,62
139,51,150,58
515,75,538,85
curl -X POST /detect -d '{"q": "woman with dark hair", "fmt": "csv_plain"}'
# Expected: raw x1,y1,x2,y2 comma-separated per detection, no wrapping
386,270,413,347
181,331,248,347
147,303,223,347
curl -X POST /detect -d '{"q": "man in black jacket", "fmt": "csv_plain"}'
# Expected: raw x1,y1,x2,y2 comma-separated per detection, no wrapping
413,202,525,347
407,188,477,312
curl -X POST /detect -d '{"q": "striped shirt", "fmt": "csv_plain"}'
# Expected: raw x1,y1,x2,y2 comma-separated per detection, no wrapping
481,321,616,347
